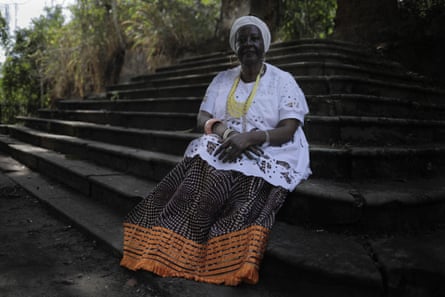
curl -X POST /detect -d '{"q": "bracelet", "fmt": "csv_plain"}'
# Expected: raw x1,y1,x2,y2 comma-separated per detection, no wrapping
263,130,270,146
222,128,235,140
204,118,221,135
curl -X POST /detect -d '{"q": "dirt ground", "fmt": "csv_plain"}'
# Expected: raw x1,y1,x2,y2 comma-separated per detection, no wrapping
0,176,161,297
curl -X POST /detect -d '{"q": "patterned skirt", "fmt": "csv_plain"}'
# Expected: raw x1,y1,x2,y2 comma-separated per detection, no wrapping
120,156,288,286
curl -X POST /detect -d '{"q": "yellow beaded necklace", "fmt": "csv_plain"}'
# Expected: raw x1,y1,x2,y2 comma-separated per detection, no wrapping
226,64,264,120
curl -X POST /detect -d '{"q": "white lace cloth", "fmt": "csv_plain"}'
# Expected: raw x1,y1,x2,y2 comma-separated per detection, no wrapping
184,63,311,191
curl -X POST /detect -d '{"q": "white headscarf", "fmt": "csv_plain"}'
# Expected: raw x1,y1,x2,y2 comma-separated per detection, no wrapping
229,16,271,53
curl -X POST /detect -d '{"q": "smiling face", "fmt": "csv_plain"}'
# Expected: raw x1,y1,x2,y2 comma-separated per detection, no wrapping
235,25,265,66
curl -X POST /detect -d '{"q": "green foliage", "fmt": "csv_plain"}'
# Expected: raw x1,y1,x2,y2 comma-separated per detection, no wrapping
0,0,338,117
398,0,445,18
279,0,337,40
123,0,220,71
0,12,8,47
40,0,124,98
0,7,64,123
0,0,220,108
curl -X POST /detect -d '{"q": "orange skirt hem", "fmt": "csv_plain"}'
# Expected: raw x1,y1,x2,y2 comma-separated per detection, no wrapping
120,223,269,286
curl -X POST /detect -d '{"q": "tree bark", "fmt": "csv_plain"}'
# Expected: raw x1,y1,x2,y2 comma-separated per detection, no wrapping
334,0,400,45
250,0,281,39
216,0,280,47
216,0,250,46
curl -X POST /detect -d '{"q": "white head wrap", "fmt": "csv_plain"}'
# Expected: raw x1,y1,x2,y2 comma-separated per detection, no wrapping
229,16,271,53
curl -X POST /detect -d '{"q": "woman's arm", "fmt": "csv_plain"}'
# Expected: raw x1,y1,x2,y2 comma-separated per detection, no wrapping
197,110,231,137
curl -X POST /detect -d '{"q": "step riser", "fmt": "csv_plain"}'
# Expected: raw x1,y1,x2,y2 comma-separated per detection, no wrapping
55,97,445,121
22,119,192,155
36,112,445,146
174,46,372,69
5,141,140,215
327,79,444,103
156,53,401,78
56,99,202,113
308,98,445,121
281,188,445,231
132,64,406,90
114,85,206,99
305,121,445,146
9,127,179,182
110,79,444,104
175,40,375,65
300,79,444,103
38,111,197,131
114,62,406,92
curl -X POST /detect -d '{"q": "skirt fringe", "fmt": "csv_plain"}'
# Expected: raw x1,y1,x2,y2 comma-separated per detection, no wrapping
121,223,270,286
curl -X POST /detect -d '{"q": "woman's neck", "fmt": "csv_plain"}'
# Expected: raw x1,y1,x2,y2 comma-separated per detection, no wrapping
240,63,264,82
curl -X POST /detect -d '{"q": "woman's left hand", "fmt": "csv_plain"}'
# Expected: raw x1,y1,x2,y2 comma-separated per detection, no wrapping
214,132,263,163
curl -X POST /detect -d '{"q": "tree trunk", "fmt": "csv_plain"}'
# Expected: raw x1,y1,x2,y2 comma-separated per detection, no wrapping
250,0,281,39
216,0,280,47
216,0,250,46
334,0,400,45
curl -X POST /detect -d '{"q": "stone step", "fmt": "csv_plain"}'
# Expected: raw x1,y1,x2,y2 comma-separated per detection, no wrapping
9,119,445,181
306,115,445,146
176,39,377,65
1,130,445,233
54,94,445,121
0,134,152,216
156,50,404,78
55,97,202,113
309,94,445,121
0,151,385,297
36,110,445,146
108,76,445,105
119,58,410,93
118,62,417,92
38,109,197,131
7,124,181,182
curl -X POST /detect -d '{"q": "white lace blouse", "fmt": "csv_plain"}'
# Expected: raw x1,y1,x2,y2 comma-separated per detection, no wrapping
184,63,311,191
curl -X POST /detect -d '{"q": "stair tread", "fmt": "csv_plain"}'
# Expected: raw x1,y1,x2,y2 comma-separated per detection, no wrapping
40,109,197,117
38,108,445,126
10,124,184,162
110,75,445,96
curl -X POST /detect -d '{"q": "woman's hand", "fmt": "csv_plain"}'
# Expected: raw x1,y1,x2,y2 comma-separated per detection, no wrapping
214,132,263,163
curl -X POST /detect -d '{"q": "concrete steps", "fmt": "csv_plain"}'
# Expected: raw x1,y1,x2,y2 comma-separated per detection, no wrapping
36,110,445,146
2,122,445,233
3,149,445,296
0,151,385,297
10,117,445,180
107,76,445,106
2,38,445,231
130,60,409,88
55,94,445,121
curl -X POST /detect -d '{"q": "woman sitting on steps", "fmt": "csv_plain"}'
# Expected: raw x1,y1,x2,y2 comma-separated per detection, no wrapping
120,15,311,286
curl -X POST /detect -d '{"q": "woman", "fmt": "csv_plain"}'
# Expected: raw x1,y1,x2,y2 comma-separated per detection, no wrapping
120,16,311,286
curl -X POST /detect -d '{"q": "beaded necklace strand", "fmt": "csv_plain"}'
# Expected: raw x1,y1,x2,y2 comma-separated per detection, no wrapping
225,64,264,132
